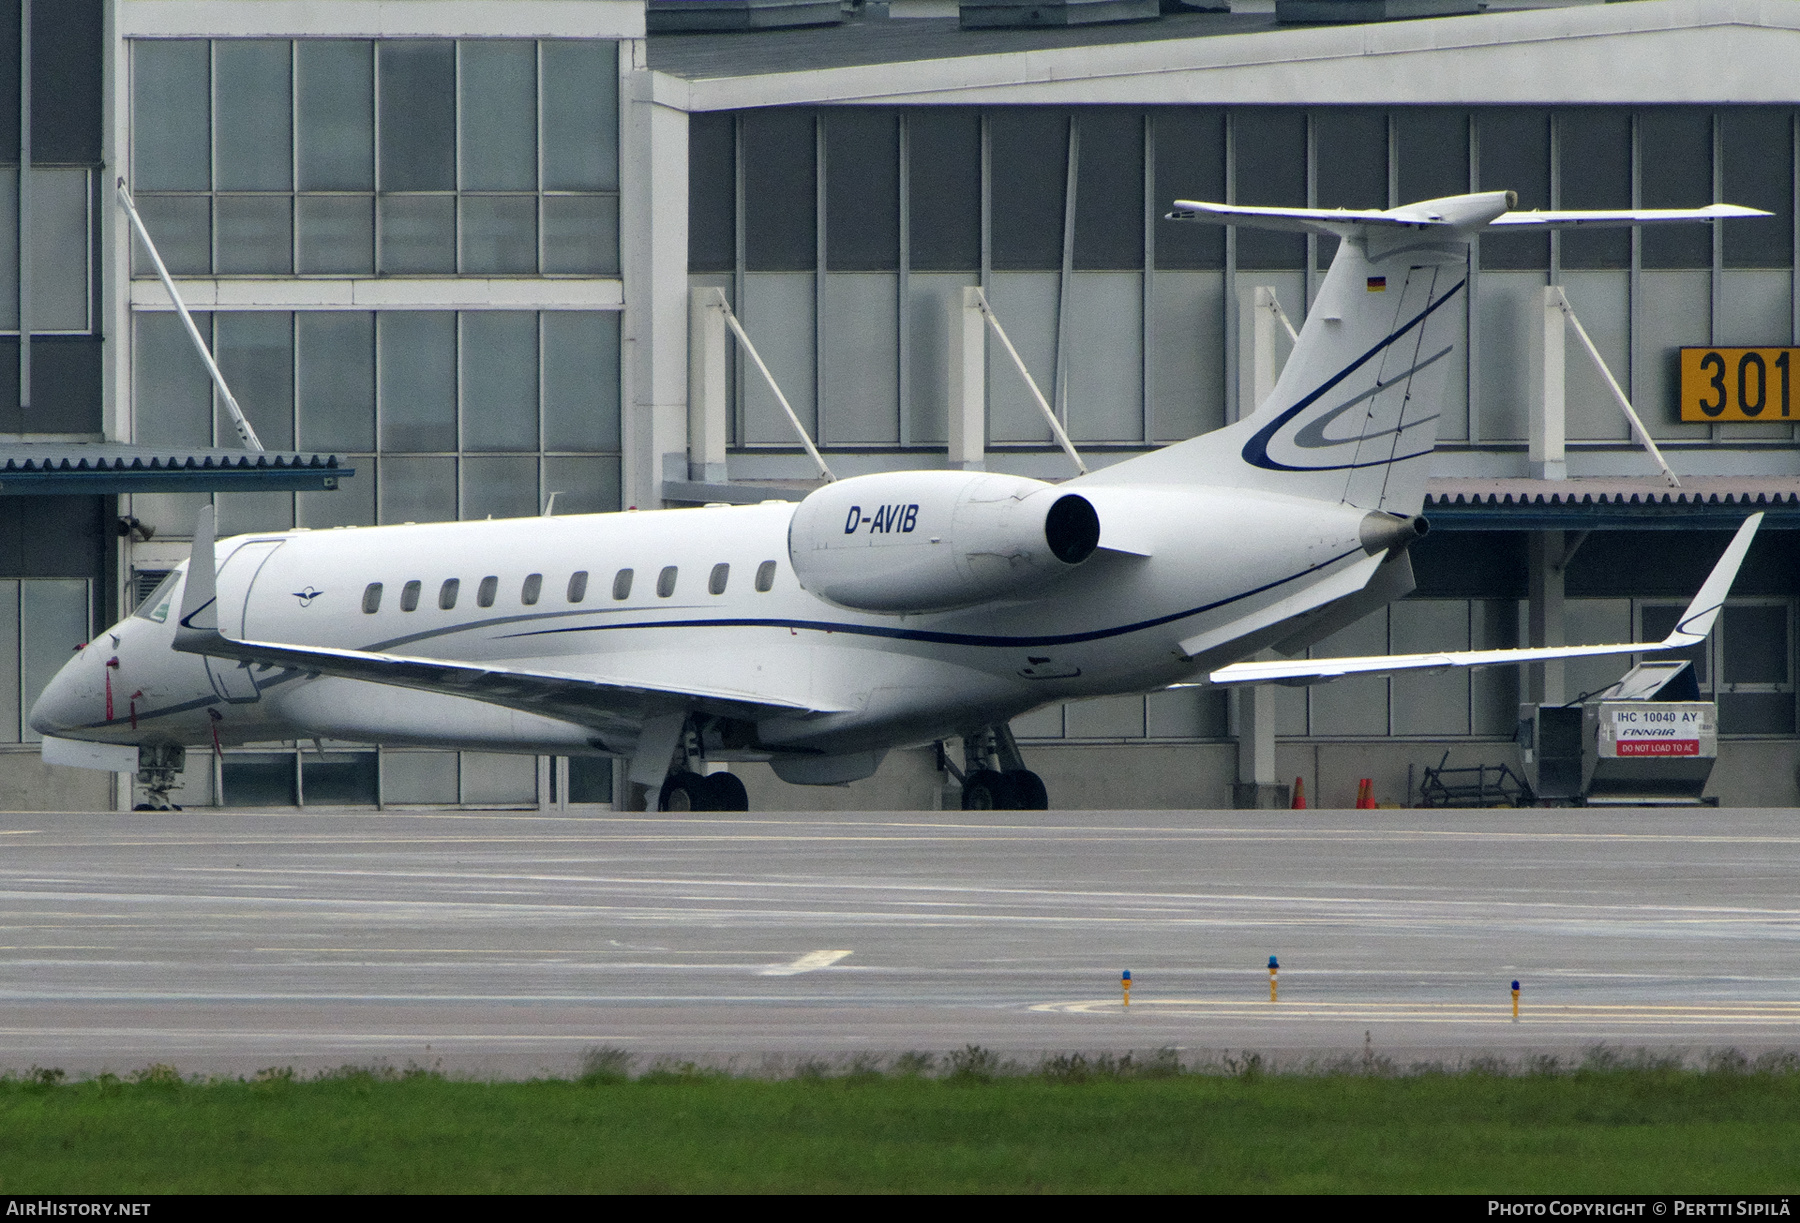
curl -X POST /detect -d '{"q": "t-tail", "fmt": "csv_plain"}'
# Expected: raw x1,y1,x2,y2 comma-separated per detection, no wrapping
1078,191,1767,519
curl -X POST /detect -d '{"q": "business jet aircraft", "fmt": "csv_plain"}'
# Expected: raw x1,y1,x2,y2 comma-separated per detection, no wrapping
31,190,1767,811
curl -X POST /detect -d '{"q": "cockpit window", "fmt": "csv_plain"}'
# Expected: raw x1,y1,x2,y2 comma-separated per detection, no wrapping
133,571,182,624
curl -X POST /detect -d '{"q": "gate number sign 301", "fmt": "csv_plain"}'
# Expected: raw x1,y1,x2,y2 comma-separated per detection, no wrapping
1679,347,1798,421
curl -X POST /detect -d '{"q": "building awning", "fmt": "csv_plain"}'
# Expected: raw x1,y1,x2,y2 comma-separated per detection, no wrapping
0,445,352,494
1425,477,1800,530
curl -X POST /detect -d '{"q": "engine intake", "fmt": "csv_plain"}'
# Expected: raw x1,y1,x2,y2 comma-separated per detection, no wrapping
788,471,1098,613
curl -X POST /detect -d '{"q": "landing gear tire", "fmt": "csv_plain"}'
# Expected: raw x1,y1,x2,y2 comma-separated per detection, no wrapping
1005,769,1048,810
961,769,1016,811
658,771,710,812
699,771,749,812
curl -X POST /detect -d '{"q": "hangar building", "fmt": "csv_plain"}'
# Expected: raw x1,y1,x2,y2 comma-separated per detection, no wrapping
8,0,1799,809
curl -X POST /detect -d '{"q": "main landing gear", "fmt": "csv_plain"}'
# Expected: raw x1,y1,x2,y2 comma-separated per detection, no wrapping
655,719,750,812
941,724,1048,811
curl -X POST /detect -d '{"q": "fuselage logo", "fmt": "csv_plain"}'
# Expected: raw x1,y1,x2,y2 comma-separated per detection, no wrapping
292,586,324,607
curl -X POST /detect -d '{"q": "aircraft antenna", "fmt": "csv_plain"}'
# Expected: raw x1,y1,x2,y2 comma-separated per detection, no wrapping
713,294,834,483
116,179,265,453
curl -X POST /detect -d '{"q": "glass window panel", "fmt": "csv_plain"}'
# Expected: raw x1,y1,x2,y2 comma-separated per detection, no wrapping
742,109,816,272
1396,108,1468,206
542,455,620,515
0,581,17,743
296,461,375,529
378,194,456,275
33,0,102,165
541,194,618,275
543,311,621,451
1233,108,1307,269
213,196,293,276
296,40,374,191
378,312,456,450
131,195,209,277
30,337,101,433
379,456,456,524
222,753,297,806
377,41,455,191
0,169,16,329
1073,109,1143,271
381,749,459,804
689,112,736,273
825,109,898,271
990,109,1068,271
1723,604,1789,685
1313,107,1388,268
215,311,294,450
1478,108,1551,270
302,753,378,805
216,489,294,536
907,108,980,272
214,41,293,191
20,579,87,745
568,756,613,804
460,195,537,275
1640,108,1713,269
461,311,538,452
541,40,618,191
461,750,537,804
1719,691,1795,735
132,40,209,191
297,195,374,274
1723,108,1794,269
1559,108,1631,269
133,312,213,447
0,338,19,430
297,312,376,451
1154,108,1226,271
460,41,536,191
30,169,89,330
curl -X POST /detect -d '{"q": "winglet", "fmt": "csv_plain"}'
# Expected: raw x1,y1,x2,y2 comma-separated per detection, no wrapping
174,505,222,653
1664,512,1763,647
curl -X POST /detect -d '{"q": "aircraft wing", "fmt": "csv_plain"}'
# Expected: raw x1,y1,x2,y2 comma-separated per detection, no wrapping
171,508,848,726
1208,514,1762,687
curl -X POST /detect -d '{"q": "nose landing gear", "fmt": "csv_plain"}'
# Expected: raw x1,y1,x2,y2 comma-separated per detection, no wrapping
132,744,186,812
940,724,1048,811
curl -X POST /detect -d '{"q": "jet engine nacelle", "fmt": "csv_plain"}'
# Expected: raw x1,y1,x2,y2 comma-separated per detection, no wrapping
787,470,1100,613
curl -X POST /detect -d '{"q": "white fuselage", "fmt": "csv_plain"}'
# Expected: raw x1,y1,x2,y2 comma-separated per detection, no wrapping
32,487,1374,765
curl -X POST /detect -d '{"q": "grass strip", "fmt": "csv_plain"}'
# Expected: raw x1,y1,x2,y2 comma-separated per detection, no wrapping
0,1054,1797,1194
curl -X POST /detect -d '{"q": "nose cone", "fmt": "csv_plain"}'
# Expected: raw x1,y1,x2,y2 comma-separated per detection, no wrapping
28,647,98,739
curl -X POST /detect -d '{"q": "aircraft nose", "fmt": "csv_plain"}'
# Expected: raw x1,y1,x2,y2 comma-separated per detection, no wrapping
28,645,96,737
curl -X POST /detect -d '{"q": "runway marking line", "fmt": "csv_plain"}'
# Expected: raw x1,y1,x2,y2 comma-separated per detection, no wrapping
761,950,853,976
1032,999,1800,1024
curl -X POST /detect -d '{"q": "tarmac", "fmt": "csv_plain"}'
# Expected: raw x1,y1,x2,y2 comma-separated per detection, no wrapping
0,805,1796,1078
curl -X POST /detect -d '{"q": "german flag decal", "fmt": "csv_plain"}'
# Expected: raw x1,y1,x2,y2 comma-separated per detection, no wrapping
1366,276,1387,292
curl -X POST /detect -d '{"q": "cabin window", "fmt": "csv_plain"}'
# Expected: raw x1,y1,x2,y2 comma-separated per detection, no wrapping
708,563,729,595
477,575,498,608
657,565,677,597
439,578,459,610
612,568,633,600
521,573,542,605
567,570,588,602
362,582,383,613
755,560,776,592
400,580,421,611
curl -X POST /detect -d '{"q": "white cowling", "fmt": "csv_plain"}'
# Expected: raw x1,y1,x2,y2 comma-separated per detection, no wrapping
787,470,1100,614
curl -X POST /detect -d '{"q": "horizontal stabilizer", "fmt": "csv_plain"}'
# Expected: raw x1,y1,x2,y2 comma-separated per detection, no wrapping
1169,197,1769,237
1209,514,1762,686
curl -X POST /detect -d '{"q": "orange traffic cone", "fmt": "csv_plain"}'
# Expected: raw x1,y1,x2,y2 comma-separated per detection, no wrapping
1356,778,1376,809
1291,776,1306,809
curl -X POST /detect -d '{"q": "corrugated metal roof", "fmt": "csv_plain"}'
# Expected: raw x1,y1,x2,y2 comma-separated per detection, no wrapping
1425,477,1800,528
0,445,351,493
